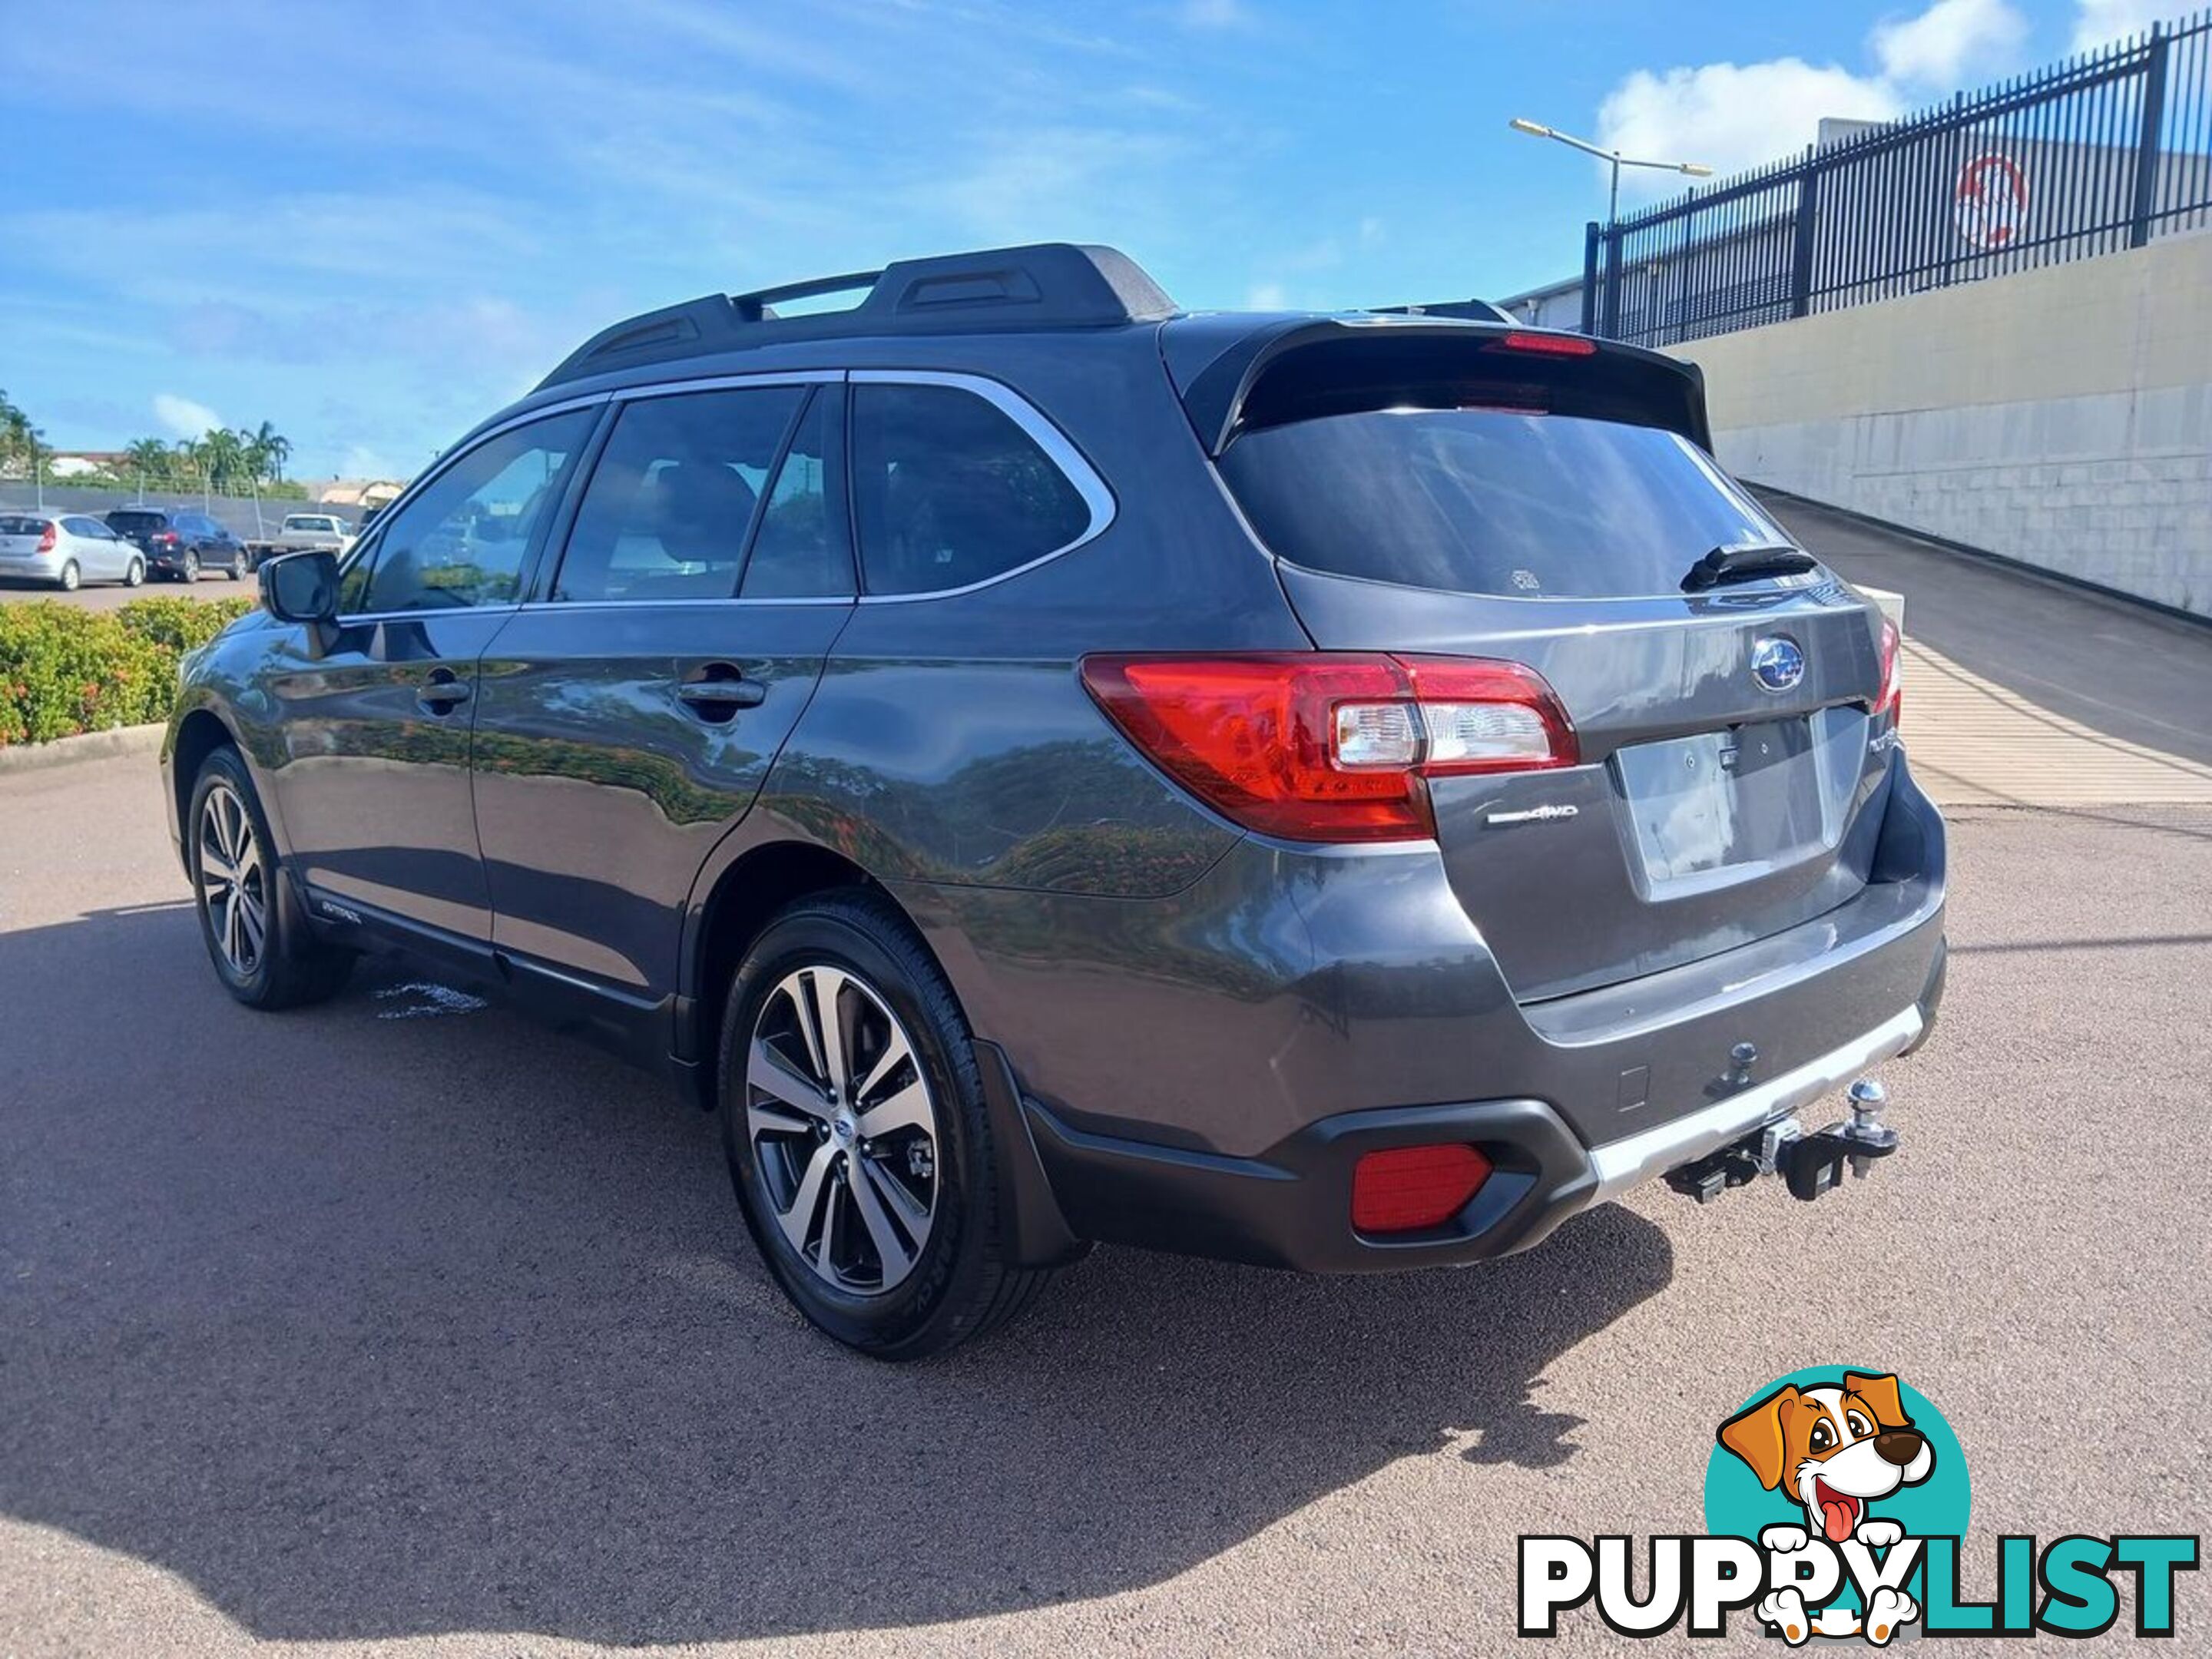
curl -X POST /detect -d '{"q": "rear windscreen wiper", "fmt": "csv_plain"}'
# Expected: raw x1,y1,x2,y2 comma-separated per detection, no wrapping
1681,542,1819,591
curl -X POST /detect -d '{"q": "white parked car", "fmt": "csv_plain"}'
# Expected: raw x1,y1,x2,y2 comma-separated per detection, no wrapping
247,512,356,561
0,513,147,591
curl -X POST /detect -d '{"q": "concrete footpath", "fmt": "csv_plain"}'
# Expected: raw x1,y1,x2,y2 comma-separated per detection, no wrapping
1760,491,2212,806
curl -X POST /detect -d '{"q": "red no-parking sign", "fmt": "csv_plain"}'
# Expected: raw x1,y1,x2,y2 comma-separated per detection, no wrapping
1954,154,2028,249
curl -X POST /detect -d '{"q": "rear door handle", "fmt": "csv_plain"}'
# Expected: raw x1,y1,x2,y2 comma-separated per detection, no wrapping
416,669,472,715
674,666,767,720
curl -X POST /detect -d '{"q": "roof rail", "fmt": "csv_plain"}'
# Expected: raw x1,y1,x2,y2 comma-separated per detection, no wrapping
538,243,1177,390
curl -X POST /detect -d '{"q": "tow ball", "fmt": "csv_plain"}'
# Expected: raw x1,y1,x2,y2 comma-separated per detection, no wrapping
1665,1078,1902,1204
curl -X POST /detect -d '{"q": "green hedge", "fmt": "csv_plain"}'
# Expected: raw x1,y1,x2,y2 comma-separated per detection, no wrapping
0,596,257,747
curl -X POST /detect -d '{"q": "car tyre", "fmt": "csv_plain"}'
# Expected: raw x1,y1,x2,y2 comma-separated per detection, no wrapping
183,552,200,582
56,561,79,592
718,889,1054,1359
124,557,145,587
188,747,354,1010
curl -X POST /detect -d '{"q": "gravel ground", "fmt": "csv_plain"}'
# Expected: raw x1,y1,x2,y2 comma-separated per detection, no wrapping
1,761,2207,1657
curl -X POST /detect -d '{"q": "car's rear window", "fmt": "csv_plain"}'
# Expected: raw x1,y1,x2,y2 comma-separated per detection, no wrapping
0,515,49,535
1217,409,1789,600
107,511,165,533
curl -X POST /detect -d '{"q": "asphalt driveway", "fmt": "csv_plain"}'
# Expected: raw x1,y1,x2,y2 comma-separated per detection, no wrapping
2,750,2207,1656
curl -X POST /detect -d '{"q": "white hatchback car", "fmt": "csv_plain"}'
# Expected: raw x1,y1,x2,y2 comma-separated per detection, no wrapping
0,513,148,591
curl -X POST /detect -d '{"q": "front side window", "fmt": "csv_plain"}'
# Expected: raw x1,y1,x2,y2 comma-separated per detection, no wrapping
553,387,803,603
850,382,1091,595
356,409,593,613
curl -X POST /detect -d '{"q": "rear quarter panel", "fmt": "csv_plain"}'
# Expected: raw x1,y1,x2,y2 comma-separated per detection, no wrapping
754,332,1309,899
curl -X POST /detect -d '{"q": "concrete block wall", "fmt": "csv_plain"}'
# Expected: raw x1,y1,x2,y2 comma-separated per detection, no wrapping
1671,233,2212,618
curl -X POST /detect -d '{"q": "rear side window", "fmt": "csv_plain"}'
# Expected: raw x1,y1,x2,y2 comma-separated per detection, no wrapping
850,383,1091,595
740,389,846,598
554,386,802,602
1217,410,1786,600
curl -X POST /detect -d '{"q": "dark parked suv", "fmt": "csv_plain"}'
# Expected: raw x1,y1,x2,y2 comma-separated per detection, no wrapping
163,244,1945,1357
106,508,250,581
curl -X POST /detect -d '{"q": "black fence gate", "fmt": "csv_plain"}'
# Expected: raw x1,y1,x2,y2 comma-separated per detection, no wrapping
1581,11,2212,346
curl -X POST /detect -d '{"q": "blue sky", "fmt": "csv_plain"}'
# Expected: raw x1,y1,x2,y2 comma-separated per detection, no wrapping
1,0,2173,480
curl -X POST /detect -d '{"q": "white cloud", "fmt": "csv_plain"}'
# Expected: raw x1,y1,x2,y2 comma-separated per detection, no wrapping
152,393,221,439
1593,0,2028,191
1873,0,2028,84
2072,0,2167,50
1246,281,1290,308
1598,59,1903,181
337,444,402,482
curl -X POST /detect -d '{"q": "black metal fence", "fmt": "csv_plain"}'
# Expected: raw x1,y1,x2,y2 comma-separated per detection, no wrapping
1582,10,2212,346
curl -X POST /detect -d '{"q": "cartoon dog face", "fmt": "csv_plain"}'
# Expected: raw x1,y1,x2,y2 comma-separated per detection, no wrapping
1718,1372,1935,1542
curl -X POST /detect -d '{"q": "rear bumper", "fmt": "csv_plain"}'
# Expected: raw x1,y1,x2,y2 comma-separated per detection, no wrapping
147,551,224,574
902,757,1948,1271
1018,978,1936,1271
0,553,68,581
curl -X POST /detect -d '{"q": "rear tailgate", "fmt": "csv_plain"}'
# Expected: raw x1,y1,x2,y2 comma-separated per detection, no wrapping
0,515,51,558
104,512,167,548
1188,320,1897,1002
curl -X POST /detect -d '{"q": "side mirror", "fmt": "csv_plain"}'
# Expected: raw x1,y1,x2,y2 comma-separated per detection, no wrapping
260,548,339,625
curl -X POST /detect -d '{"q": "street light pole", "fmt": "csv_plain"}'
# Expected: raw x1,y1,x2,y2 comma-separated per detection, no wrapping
1508,117,1713,230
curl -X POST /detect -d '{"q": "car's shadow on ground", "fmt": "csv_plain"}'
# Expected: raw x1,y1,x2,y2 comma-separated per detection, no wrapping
0,902,1674,1646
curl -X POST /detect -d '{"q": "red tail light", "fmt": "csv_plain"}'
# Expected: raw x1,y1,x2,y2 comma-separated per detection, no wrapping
1489,330,1598,357
1352,1144,1493,1233
35,524,55,554
1079,653,1578,843
155,531,180,546
1876,617,1902,724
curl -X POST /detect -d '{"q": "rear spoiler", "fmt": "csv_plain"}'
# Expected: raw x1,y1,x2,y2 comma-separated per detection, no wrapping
1164,317,1712,455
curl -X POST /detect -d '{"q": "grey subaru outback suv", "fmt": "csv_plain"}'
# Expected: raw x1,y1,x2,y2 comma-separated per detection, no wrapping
163,243,1945,1358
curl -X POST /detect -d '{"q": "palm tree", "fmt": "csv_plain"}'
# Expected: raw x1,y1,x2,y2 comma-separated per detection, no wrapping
247,419,290,484
0,390,35,476
124,438,171,488
201,427,245,493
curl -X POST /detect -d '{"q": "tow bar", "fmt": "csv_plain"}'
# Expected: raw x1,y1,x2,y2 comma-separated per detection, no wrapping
1665,1078,1901,1204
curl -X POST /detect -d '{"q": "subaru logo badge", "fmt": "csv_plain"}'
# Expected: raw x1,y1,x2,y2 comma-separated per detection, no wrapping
1750,635,1805,694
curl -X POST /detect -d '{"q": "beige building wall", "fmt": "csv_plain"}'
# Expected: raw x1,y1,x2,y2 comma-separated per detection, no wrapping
1669,232,2212,617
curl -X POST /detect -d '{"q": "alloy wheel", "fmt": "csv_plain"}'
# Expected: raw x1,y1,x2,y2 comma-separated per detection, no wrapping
198,783,267,978
747,965,940,1296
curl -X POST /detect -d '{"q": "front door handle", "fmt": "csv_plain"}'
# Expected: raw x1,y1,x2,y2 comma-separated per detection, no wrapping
674,665,767,721
416,669,472,715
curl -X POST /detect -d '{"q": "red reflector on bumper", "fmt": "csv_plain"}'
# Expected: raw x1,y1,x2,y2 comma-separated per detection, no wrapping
1350,1144,1493,1233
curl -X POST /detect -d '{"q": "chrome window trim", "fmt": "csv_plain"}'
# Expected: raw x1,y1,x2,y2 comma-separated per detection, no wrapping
512,594,853,613
320,602,527,628
333,393,610,626
846,369,1116,604
608,370,840,401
